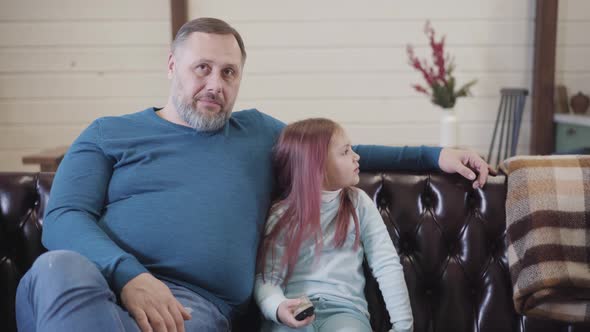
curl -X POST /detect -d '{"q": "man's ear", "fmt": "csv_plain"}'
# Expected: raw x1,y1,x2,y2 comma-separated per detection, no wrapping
167,52,175,79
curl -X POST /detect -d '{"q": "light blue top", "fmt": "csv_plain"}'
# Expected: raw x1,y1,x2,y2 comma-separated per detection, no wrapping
43,107,439,319
255,189,413,332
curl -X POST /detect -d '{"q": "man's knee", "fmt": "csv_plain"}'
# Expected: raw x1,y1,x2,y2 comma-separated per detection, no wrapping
16,251,124,331
24,250,107,291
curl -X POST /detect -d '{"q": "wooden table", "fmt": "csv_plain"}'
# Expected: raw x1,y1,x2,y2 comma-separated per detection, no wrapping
22,146,69,172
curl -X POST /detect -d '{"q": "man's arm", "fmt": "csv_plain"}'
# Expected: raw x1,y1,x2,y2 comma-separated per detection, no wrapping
43,119,147,292
353,145,441,172
259,111,493,188
353,145,494,189
43,119,191,332
258,111,441,172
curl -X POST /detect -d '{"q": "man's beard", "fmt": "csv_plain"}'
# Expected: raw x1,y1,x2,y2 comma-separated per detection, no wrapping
171,79,232,132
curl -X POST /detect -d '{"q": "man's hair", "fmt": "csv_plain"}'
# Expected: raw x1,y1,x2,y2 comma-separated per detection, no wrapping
171,17,247,62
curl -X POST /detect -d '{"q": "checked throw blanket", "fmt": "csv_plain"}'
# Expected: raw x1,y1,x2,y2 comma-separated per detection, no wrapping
503,155,590,323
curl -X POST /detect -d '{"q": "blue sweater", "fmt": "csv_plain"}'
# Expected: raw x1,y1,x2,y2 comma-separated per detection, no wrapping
42,107,441,319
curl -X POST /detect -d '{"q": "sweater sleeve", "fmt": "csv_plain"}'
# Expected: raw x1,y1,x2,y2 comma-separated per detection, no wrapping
353,145,441,172
254,208,288,324
255,108,440,172
357,190,414,332
42,119,148,294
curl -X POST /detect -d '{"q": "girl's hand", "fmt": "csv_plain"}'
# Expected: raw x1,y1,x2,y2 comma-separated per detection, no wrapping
276,298,315,328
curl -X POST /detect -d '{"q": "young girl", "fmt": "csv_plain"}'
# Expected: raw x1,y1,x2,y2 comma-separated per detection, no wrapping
255,118,413,332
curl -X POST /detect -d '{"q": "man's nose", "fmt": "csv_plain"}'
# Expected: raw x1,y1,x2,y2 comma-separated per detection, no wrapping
206,72,224,94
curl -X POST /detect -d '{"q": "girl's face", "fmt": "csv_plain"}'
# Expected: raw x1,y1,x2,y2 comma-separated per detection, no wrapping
323,129,361,191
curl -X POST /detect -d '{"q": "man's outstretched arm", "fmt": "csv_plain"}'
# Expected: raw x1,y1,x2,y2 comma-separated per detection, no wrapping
260,111,494,189
353,145,494,188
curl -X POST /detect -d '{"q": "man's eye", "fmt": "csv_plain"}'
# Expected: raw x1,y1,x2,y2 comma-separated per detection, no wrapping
223,68,235,77
196,64,210,72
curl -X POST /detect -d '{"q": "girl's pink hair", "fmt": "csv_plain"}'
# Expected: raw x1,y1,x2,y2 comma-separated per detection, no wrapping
257,118,360,285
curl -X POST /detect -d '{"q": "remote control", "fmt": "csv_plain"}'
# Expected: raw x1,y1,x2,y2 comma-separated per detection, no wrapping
294,296,315,321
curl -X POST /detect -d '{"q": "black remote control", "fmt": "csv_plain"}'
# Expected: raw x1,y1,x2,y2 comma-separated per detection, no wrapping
294,296,315,321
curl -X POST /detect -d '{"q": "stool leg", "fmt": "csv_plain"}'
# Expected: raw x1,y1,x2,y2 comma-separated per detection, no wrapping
496,98,508,166
488,96,507,164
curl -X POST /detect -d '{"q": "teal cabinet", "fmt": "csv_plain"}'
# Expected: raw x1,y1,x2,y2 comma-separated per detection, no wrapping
554,114,590,153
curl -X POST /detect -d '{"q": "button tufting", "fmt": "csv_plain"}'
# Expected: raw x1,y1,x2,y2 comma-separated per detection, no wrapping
2,171,580,331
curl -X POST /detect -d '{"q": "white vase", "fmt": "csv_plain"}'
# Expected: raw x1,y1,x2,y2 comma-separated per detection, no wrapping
439,110,457,147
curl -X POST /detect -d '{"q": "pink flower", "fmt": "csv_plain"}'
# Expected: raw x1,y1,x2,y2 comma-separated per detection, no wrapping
413,84,430,95
407,21,476,109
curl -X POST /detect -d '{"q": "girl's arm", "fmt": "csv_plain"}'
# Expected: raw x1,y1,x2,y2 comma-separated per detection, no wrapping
254,211,288,324
254,207,317,328
254,272,288,324
357,190,414,332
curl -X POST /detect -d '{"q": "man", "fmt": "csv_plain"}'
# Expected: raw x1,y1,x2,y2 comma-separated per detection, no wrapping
16,18,492,332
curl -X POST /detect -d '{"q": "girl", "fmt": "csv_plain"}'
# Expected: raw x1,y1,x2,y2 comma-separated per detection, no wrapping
255,118,413,332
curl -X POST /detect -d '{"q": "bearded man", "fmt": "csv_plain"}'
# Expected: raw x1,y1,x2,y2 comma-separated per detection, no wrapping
15,17,492,332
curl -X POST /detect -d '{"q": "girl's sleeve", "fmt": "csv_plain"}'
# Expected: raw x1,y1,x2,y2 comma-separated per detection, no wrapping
254,209,288,324
357,190,414,332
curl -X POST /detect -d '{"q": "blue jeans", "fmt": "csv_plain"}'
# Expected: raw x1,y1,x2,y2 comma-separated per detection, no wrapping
16,250,230,332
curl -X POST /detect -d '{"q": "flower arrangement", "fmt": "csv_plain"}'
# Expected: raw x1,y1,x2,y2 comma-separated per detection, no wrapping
406,21,477,109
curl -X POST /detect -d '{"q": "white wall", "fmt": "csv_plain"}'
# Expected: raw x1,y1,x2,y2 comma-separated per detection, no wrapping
556,0,590,100
0,0,171,171
191,0,537,155
0,0,546,171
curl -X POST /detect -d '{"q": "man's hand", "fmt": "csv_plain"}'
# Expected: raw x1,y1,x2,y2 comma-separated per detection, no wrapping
121,273,192,332
276,298,315,328
438,148,497,189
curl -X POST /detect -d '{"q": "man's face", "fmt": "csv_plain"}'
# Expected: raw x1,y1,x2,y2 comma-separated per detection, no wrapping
168,32,243,131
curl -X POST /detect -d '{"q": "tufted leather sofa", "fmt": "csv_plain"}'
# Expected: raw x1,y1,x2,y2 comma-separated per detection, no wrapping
1,171,588,332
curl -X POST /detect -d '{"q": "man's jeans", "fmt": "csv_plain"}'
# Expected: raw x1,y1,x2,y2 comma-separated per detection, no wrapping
16,250,230,332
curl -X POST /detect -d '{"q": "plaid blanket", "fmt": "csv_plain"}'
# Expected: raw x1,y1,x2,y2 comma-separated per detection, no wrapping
503,155,590,323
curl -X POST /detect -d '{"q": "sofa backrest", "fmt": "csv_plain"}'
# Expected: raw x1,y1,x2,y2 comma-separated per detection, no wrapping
1,173,52,332
1,172,587,332
358,172,514,331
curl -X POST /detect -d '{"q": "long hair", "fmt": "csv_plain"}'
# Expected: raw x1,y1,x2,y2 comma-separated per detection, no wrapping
257,118,360,285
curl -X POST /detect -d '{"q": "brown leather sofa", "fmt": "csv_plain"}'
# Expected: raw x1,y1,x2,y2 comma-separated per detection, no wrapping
1,171,588,332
